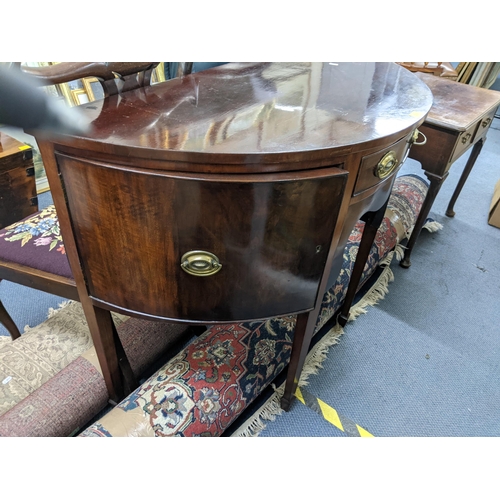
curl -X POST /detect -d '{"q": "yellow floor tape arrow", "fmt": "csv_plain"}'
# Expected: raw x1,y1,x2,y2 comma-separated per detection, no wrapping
296,386,374,437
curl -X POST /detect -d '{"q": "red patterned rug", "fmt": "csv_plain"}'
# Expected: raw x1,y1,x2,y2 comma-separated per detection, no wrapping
78,174,438,437
0,174,440,437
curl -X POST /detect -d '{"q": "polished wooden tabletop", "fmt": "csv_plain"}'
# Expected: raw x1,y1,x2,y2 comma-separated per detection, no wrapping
415,72,500,131
53,62,433,168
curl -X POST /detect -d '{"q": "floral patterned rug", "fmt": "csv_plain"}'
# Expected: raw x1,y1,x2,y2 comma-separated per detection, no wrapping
79,175,437,437
0,174,440,437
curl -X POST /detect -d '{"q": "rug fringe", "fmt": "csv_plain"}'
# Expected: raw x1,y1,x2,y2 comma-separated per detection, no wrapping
47,301,72,319
423,220,443,233
23,301,73,333
231,389,284,437
298,323,344,384
403,219,443,242
394,244,406,262
232,249,400,437
346,264,394,322
395,219,443,263
379,249,396,267
231,323,345,437
345,217,442,322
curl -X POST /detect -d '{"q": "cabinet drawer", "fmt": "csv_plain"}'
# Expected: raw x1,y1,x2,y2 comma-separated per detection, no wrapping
449,120,478,164
473,108,497,144
353,133,412,196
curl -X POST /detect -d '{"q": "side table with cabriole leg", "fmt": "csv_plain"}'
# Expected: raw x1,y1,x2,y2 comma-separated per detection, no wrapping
400,72,500,269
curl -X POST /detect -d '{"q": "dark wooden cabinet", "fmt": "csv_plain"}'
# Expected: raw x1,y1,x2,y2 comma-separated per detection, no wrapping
31,62,432,407
0,132,38,229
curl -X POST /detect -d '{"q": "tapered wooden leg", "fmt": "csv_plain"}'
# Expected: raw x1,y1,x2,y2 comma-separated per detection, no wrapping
111,316,138,397
281,311,317,411
446,138,484,218
337,199,389,327
401,170,447,269
81,301,126,404
0,288,21,340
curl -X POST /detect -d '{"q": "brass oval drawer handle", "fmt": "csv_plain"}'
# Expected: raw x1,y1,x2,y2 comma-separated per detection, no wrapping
482,117,492,128
411,128,427,146
461,133,472,144
376,151,399,179
181,250,222,276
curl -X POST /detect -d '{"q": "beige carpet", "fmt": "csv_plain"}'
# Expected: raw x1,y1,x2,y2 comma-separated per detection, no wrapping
0,301,127,416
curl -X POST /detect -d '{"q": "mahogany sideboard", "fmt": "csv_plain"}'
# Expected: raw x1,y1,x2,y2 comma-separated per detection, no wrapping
31,62,433,409
402,72,500,268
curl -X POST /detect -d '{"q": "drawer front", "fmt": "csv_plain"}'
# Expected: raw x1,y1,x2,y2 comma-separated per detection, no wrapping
449,120,478,164
57,154,347,322
353,133,412,196
473,108,497,144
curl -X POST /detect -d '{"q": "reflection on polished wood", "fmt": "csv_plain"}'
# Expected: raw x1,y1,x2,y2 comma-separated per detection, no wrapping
21,62,160,99
31,63,432,409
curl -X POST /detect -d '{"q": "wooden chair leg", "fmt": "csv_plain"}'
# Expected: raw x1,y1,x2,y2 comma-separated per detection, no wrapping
337,199,389,327
0,294,21,340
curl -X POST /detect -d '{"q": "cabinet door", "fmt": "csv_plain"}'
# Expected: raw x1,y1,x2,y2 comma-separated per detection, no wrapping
57,154,347,322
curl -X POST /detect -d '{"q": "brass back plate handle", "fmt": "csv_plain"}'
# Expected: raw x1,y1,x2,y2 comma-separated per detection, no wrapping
482,117,492,128
181,250,222,276
461,133,472,144
376,151,399,179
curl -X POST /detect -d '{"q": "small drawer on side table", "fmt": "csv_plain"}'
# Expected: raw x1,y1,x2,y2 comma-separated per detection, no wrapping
449,120,479,164
473,108,497,144
353,133,412,196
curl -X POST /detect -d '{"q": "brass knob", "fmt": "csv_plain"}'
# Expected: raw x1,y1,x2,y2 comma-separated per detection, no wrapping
181,250,222,276
461,133,472,144
375,151,399,179
482,117,491,128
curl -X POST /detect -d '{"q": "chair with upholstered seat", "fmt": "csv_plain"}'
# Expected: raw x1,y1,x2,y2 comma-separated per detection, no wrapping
0,63,173,404
0,205,78,340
